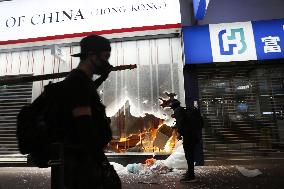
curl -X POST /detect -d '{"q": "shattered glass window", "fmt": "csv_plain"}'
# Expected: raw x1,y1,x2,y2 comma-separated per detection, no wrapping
96,38,184,152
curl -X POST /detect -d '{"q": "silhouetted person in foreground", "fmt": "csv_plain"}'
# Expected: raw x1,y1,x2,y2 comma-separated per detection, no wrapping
59,34,121,189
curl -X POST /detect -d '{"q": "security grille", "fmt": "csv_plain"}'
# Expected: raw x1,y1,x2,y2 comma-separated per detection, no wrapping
0,76,32,155
198,63,284,159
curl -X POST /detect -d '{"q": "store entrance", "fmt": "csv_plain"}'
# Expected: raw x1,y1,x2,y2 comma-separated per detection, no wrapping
198,63,284,159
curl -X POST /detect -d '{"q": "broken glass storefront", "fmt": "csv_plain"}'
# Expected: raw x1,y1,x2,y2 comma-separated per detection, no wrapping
99,38,184,153
0,37,185,155
197,62,284,157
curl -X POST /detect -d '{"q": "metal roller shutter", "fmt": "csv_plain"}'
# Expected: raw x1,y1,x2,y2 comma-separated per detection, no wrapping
198,63,284,160
0,77,32,155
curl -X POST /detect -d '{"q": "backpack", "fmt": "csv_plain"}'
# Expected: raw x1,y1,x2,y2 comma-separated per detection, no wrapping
186,107,204,129
17,81,63,168
176,107,203,136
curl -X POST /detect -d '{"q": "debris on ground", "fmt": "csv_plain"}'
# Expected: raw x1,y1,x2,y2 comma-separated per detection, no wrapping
236,166,262,177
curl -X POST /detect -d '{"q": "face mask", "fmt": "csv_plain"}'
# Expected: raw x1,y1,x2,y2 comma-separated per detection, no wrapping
92,58,112,75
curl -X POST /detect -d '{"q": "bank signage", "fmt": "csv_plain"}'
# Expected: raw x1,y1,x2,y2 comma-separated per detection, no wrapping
0,0,181,45
193,0,210,20
183,18,284,64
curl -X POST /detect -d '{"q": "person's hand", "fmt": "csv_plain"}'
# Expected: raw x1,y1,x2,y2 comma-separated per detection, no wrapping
93,66,112,88
168,99,180,110
159,97,180,110
99,70,111,81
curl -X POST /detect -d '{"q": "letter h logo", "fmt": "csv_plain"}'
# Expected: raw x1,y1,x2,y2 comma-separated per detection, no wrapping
218,28,247,55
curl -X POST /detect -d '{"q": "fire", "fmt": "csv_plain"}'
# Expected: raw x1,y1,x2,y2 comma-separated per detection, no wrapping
111,124,177,153
119,137,127,142
108,99,177,153
164,136,177,153
125,123,177,153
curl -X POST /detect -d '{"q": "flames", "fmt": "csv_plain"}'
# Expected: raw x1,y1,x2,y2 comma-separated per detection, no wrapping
164,136,177,153
107,99,177,153
110,123,177,153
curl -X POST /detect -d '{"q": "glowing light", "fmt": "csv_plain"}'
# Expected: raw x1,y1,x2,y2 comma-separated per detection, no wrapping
119,137,127,142
236,85,250,90
164,136,175,153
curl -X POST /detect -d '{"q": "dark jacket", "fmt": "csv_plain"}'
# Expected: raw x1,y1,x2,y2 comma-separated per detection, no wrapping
173,106,203,142
59,69,112,154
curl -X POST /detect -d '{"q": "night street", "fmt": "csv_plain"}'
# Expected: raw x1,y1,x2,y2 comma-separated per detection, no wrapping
0,160,284,189
1,0,284,189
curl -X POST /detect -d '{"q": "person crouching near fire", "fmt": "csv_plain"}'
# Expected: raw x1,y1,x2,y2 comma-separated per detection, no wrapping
160,94,204,183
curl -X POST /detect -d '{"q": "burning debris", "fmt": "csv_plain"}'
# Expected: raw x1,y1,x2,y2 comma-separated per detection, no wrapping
107,100,177,153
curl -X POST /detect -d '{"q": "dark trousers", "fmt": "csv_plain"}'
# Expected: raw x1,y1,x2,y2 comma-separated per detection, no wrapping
64,152,105,189
194,129,204,166
183,137,196,177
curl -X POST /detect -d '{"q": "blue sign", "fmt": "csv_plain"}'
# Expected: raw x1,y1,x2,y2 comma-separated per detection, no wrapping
253,19,284,60
183,26,212,64
183,18,284,64
193,0,210,20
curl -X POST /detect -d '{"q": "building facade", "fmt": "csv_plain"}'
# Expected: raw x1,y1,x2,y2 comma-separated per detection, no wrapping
0,0,184,155
181,0,284,159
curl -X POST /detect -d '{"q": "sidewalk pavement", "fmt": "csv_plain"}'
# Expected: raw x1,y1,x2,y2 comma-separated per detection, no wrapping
0,159,283,189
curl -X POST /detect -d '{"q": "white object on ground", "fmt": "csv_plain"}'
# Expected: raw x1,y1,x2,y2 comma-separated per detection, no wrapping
236,166,262,177
125,140,188,174
163,140,188,169
150,160,171,174
110,162,128,174
115,139,189,175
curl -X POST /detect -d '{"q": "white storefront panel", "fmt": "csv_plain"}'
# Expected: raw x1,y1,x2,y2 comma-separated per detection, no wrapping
0,0,181,44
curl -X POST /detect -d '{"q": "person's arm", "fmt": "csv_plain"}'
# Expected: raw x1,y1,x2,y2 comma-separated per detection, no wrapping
72,106,98,150
69,80,99,151
168,99,189,135
93,69,111,89
173,107,189,135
